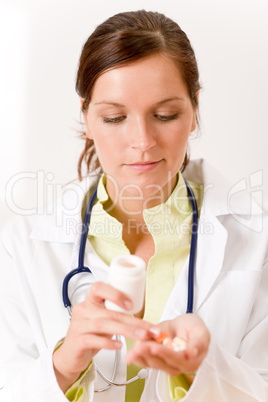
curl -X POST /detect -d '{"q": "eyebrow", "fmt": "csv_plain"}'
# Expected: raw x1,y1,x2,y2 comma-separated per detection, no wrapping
156,97,185,105
94,97,185,107
94,101,125,107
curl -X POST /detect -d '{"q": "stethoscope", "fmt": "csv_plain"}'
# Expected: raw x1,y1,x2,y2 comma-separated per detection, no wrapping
62,177,198,392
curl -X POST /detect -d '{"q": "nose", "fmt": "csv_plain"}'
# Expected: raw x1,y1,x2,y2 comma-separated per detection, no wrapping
128,118,156,152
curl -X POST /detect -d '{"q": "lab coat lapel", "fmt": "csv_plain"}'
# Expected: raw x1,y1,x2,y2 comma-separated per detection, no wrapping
161,205,228,321
84,240,109,282
194,205,228,311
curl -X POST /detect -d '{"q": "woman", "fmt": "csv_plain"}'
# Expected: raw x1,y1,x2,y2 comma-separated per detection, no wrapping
0,9,268,402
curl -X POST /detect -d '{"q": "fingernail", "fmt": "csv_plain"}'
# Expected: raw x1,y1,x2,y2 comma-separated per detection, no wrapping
114,341,122,349
124,300,133,310
149,327,161,338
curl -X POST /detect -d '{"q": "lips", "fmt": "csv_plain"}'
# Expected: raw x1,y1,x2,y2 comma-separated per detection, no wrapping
125,160,162,172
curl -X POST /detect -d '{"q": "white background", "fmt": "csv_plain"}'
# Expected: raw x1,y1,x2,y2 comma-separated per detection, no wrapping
0,0,267,229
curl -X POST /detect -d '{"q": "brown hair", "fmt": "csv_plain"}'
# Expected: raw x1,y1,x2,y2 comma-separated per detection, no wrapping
76,10,201,180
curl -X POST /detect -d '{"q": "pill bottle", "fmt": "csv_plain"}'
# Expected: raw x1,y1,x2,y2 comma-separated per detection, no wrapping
105,255,146,315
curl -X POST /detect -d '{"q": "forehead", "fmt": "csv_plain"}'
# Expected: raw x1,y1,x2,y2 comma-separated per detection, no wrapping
90,53,189,103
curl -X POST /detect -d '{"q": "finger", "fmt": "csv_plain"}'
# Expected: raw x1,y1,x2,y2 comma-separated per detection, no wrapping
78,333,123,351
154,342,205,374
127,340,194,371
127,344,182,376
71,303,161,340
87,282,133,311
72,315,159,342
148,340,200,372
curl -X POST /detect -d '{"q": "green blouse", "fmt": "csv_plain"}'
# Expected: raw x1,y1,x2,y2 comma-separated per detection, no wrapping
65,172,203,401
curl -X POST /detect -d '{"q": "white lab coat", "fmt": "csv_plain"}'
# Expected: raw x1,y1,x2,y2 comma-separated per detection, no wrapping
0,159,268,402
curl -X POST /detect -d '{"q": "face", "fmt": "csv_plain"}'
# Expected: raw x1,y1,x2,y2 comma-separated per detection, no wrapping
83,53,197,204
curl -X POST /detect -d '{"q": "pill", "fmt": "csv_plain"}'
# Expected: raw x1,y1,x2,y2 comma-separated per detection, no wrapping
156,333,187,352
155,331,170,344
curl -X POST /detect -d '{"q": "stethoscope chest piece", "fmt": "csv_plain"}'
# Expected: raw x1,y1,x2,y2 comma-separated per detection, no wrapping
62,267,96,318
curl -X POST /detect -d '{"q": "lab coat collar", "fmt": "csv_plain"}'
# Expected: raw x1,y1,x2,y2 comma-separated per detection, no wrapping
29,159,262,244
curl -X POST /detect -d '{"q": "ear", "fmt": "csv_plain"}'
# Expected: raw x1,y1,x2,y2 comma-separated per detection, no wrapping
80,98,93,139
190,91,199,132
80,98,85,108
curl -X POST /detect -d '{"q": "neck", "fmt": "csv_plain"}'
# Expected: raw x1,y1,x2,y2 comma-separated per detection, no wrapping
104,175,178,225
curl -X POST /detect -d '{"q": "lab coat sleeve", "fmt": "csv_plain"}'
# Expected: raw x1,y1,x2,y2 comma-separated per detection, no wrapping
156,335,268,401
186,337,268,401
156,261,268,402
0,221,95,402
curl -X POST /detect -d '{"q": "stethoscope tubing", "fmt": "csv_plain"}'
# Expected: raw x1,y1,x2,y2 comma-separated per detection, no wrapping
62,187,98,312
61,176,198,390
184,178,198,314
78,186,98,269
62,178,198,313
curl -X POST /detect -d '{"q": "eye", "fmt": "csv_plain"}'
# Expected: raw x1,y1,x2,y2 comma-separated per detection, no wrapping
155,113,179,122
102,116,125,124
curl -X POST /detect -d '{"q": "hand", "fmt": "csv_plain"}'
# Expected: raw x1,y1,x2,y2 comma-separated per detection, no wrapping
53,282,160,392
126,313,210,377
